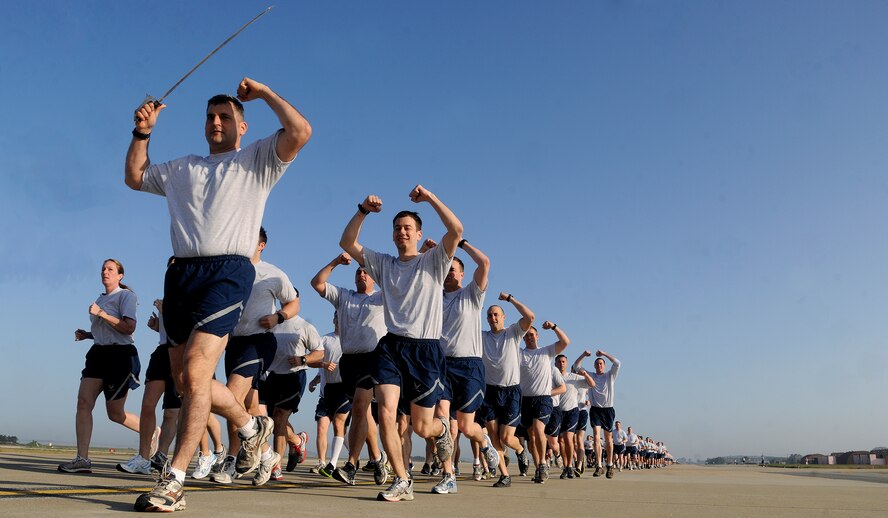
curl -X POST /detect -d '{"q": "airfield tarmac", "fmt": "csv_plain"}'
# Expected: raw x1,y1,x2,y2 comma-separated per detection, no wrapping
1,450,886,517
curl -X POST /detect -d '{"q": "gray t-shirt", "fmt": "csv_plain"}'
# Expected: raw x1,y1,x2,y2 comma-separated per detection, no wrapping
90,287,138,346
234,261,298,337
323,284,385,354
482,322,527,387
441,280,485,358
589,358,621,408
319,332,343,389
141,131,292,258
362,244,451,339
519,344,560,397
559,371,591,411
268,316,322,374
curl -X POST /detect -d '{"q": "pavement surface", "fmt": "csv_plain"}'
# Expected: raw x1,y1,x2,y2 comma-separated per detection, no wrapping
1,450,887,517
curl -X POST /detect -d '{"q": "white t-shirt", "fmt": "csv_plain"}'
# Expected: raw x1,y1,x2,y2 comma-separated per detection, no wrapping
323,284,385,354
319,332,343,389
362,244,451,339
441,280,485,358
90,287,138,345
613,428,628,445
551,366,565,406
268,316,322,374
519,344,560,397
588,358,621,408
576,385,590,411
141,131,292,258
627,433,639,446
482,322,527,387
234,261,298,336
559,371,592,411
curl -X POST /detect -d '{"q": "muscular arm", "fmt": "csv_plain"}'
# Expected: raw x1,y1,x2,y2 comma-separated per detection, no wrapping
237,78,311,162
311,253,351,297
340,196,380,267
572,350,592,373
502,293,535,332
461,241,490,292
543,321,570,355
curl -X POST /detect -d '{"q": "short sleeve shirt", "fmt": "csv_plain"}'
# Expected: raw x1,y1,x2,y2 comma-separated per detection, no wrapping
519,344,559,397
323,284,385,354
90,287,138,345
141,131,292,258
361,244,451,339
234,261,298,336
441,280,485,358
482,322,527,387
268,316,323,374
589,359,621,408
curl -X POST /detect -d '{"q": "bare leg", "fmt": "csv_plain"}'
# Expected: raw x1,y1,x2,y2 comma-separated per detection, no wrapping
139,380,165,457
75,378,103,459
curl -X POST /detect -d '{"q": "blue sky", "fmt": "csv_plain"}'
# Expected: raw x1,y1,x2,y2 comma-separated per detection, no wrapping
1,1,886,461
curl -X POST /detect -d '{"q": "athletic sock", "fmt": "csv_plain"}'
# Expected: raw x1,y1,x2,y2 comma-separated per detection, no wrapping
260,449,274,462
238,417,258,438
170,467,186,483
330,436,345,466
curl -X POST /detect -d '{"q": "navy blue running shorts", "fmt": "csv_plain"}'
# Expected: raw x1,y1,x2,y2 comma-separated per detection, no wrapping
372,333,445,409
225,333,277,388
588,406,616,432
521,395,553,428
441,356,486,417
81,344,141,401
259,370,306,413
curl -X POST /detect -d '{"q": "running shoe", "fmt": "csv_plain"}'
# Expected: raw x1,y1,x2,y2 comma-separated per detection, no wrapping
191,452,216,479
286,449,300,472
373,451,390,485
58,455,92,473
576,460,585,476
319,462,336,478
431,473,457,494
532,466,543,484
540,463,550,482
560,467,569,480
332,461,357,485
150,451,168,472
209,447,226,473
420,462,431,475
567,467,575,479
271,465,284,481
472,463,483,481
454,464,460,476
553,453,563,468
430,459,442,477
481,439,500,476
134,472,185,512
309,460,324,474
517,448,529,476
362,458,379,472
149,426,161,457
593,465,604,477
252,451,281,486
235,416,274,474
293,431,308,465
434,417,453,466
492,475,511,488
210,455,236,484
118,454,152,475
377,476,414,502
482,469,492,480
574,465,582,478
606,464,615,479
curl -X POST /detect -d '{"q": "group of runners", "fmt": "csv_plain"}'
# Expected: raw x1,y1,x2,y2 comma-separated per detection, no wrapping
57,79,668,512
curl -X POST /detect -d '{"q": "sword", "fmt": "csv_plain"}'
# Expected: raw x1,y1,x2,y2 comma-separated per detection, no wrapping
136,6,274,118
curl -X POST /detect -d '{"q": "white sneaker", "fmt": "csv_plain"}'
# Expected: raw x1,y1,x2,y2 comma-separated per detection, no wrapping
117,454,152,475
191,452,216,479
253,451,281,486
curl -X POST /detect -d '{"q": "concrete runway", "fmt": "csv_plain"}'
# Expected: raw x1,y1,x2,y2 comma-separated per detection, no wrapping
1,450,886,517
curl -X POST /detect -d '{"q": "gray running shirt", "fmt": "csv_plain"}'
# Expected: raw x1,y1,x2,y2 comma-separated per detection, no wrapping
589,358,620,408
90,287,138,346
234,261,297,337
141,131,292,258
519,344,560,397
268,316,322,374
482,322,527,387
559,372,592,411
441,280,486,358
362,244,451,339
323,284,385,354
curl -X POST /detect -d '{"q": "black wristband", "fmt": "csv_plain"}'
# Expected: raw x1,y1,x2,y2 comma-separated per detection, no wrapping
458,239,467,249
276,312,285,324
357,203,369,215
506,294,513,302
552,323,558,330
132,128,151,140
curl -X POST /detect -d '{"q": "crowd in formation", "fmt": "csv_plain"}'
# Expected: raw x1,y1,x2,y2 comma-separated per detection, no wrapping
57,78,671,512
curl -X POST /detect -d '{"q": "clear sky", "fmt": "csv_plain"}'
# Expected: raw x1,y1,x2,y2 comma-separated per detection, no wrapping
1,1,886,461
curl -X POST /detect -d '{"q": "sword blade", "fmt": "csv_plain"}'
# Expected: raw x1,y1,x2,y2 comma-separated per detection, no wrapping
156,5,274,104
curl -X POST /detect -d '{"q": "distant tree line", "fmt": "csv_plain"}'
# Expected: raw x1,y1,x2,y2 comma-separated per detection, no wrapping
0,435,18,444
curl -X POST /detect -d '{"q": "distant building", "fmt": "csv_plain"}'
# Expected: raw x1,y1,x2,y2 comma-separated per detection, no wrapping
870,448,888,466
801,453,834,465
833,451,876,465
